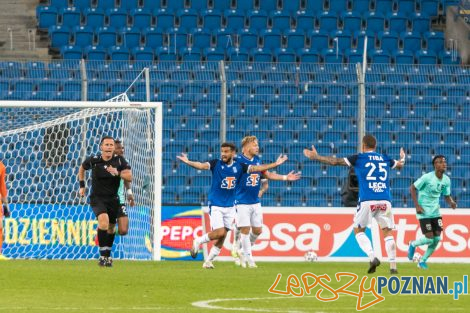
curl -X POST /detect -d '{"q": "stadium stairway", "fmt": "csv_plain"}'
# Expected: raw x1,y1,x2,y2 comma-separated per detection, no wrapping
0,0,50,59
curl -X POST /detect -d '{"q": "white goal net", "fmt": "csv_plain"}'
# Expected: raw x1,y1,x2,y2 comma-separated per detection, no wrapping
0,100,162,260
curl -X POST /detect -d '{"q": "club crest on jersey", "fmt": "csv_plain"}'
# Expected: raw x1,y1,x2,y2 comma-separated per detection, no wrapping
221,177,236,189
247,174,260,187
233,166,238,173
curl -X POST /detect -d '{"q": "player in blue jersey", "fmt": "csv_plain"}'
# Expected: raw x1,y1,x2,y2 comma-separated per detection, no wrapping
304,134,405,274
407,155,457,269
234,136,301,268
177,142,288,269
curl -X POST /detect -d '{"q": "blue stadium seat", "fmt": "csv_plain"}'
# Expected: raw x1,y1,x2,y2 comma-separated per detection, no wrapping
375,0,394,14
351,0,370,12
304,0,325,14
224,9,246,30
25,62,46,79
180,46,202,61
342,11,362,32
258,0,279,11
401,31,422,51
164,0,186,10
418,0,439,16
177,8,199,30
387,11,409,33
200,9,222,29
154,8,176,29
250,47,272,62
227,47,250,62
84,45,107,60
378,30,399,52
281,0,300,13
142,27,165,48
156,46,178,61
60,7,81,28
270,11,292,30
322,48,343,63
274,47,296,62
410,12,430,33
72,25,93,47
318,11,338,32
365,11,385,32
354,30,375,50
37,6,59,30
132,46,155,61
95,0,116,10
393,49,414,64
106,8,128,28
329,0,348,13
344,48,363,63
369,49,391,63
396,0,416,16
237,28,258,49
84,7,105,29
191,0,209,10
96,26,118,47
130,8,152,29
167,28,189,47
247,10,268,31
424,31,444,53
235,0,255,12
49,0,69,9
416,49,437,64
61,45,83,59
203,47,225,61
120,0,140,12
120,26,141,48
109,45,130,60
260,28,282,49
294,11,315,31
331,29,352,52
439,50,461,64
142,0,162,10
308,29,329,51
49,25,70,48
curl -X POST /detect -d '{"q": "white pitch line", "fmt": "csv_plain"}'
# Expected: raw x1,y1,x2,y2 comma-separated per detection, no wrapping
192,296,311,313
0,307,186,311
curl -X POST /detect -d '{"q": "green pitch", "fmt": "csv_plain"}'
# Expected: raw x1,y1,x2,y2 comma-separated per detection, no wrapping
1,260,469,312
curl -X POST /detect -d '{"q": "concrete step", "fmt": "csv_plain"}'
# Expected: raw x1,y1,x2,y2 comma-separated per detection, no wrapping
0,48,50,59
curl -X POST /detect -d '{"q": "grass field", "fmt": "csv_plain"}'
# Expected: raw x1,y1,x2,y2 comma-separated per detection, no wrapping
1,260,469,313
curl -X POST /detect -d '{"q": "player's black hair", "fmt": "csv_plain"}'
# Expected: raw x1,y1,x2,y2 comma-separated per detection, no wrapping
100,136,115,145
432,155,445,166
221,142,237,152
114,138,122,144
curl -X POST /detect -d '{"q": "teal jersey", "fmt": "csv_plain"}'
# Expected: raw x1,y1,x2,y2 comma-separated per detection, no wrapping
413,171,451,219
118,179,125,204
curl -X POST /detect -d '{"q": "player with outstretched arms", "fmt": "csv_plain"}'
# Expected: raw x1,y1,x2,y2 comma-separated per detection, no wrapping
407,155,457,269
234,136,301,268
78,136,132,267
304,134,405,274
177,142,288,269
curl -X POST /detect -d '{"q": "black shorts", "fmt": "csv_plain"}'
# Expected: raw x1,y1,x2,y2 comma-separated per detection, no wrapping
117,203,128,219
90,197,121,224
419,217,443,235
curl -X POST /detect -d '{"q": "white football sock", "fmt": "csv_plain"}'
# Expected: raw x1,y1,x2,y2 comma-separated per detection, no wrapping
207,246,221,262
384,235,397,270
241,233,254,264
355,232,375,262
249,232,259,246
196,233,210,246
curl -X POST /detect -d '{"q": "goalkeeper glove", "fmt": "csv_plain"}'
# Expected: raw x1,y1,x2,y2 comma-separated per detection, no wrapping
3,204,10,218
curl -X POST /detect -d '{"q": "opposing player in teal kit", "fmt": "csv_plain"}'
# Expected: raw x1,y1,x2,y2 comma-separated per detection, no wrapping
304,134,405,274
407,155,457,269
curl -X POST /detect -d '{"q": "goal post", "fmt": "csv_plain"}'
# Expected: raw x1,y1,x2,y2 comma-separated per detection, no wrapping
0,100,163,261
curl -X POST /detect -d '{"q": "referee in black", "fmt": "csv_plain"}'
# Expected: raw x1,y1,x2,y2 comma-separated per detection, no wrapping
78,136,132,267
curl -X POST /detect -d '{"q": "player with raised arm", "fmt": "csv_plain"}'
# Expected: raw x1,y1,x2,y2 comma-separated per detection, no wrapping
407,155,457,270
234,136,301,268
78,136,132,267
304,134,405,274
177,142,287,269
0,160,11,260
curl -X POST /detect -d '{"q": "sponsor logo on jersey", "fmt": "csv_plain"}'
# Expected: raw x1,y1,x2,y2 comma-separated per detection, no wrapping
247,174,260,187
221,177,236,189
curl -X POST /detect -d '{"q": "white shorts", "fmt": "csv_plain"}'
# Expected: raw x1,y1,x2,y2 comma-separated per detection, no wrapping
235,203,263,228
209,206,236,230
354,200,394,229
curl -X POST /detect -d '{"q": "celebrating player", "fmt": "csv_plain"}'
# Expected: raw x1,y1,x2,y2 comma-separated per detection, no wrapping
177,142,288,269
0,160,10,260
407,155,457,269
234,136,301,268
78,136,132,267
304,134,405,274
